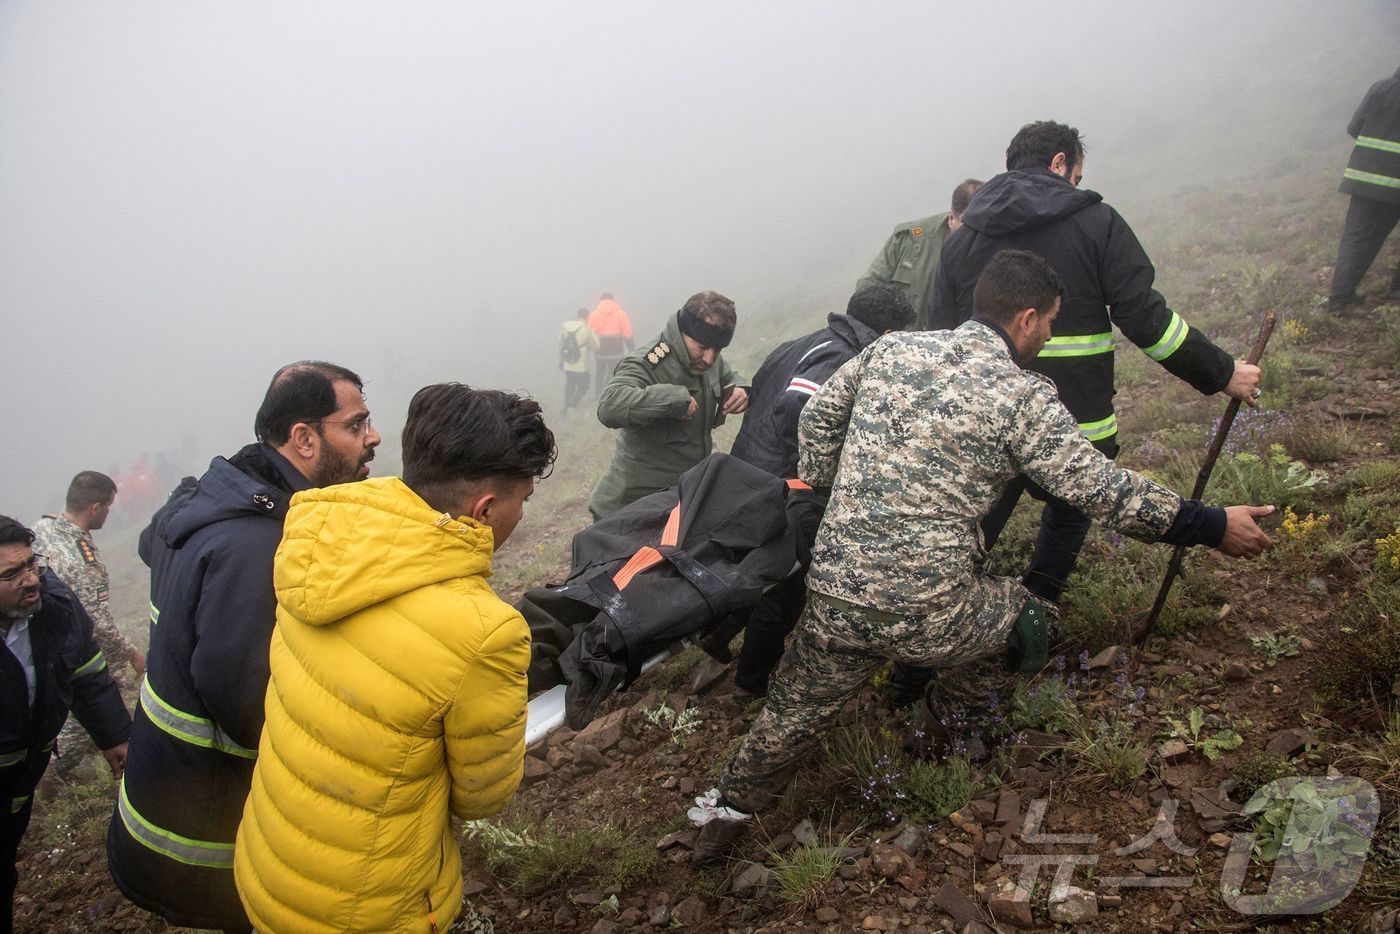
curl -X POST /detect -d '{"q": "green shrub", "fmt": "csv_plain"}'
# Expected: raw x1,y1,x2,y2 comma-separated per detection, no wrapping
1209,444,1326,511
1315,578,1400,710
1233,750,1296,802
769,836,848,907
462,818,658,894
823,722,976,823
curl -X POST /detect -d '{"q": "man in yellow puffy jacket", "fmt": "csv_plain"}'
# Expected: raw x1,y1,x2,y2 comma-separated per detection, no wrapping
234,384,556,934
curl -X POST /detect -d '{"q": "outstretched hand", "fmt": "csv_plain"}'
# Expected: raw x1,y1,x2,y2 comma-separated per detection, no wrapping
1218,504,1275,558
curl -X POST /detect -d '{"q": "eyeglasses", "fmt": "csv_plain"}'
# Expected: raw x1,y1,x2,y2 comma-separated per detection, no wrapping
0,554,46,585
315,415,373,438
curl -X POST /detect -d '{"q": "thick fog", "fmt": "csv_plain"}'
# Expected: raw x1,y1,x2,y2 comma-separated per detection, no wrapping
2,1,1397,518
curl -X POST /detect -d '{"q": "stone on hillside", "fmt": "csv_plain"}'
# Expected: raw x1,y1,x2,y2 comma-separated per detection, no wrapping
892,825,925,856
869,842,915,879
1224,661,1251,681
671,895,706,926
1265,727,1319,758
932,881,980,926
792,818,819,847
994,788,1021,826
815,906,840,923
576,708,628,752
648,904,670,926
554,906,574,926
1155,739,1191,764
961,923,997,934
728,861,772,897
522,756,553,784
987,883,1034,928
1047,884,1098,924
1088,645,1123,670
575,743,609,772
861,916,887,930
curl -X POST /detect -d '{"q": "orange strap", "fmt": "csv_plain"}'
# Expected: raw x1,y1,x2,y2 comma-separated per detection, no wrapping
611,481,808,590
612,504,682,590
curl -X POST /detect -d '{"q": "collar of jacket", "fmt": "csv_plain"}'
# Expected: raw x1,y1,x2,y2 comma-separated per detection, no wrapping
892,211,949,234
966,317,1021,365
274,477,496,627
826,313,882,350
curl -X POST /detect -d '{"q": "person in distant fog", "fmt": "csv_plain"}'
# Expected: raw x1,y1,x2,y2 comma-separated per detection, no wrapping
587,292,635,396
32,471,144,781
856,178,983,329
559,307,600,411
1328,65,1400,315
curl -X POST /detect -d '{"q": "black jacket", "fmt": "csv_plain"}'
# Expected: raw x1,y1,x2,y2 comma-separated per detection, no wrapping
930,169,1234,444
522,453,807,728
2,574,131,821
1341,67,1400,206
729,313,882,477
109,443,305,930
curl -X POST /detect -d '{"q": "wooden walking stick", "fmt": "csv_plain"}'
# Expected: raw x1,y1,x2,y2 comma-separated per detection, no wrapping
1130,309,1276,647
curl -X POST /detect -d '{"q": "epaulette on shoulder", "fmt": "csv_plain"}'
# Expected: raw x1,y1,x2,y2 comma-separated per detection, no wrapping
644,340,673,367
78,538,99,564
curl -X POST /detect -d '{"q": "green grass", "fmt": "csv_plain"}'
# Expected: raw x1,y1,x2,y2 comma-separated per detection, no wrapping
823,721,977,824
462,816,658,894
768,834,850,908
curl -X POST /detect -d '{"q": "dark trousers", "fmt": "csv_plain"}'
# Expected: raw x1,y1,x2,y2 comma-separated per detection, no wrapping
1331,195,1400,302
563,370,591,410
887,438,1117,702
3,797,33,934
595,354,623,397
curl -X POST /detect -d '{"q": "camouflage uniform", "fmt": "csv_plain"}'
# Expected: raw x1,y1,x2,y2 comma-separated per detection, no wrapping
717,321,1183,812
33,514,139,776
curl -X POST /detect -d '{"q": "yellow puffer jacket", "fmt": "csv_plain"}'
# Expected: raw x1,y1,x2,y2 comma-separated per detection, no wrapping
233,478,529,933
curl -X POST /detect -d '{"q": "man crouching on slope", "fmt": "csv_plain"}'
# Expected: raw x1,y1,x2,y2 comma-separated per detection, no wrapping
234,384,555,934
688,250,1275,867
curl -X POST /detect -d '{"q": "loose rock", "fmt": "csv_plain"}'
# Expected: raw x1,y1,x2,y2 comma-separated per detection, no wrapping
1047,884,1098,924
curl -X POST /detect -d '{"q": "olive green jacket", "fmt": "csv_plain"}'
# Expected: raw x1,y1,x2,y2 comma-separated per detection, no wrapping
856,212,950,329
589,313,748,519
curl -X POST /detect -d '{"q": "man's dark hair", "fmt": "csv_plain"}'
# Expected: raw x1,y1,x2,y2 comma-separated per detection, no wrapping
66,471,117,512
681,291,737,328
254,361,363,445
576,307,590,320
402,384,557,503
846,282,915,333
0,516,35,549
973,250,1064,325
600,291,613,300
1005,121,1085,172
950,178,984,216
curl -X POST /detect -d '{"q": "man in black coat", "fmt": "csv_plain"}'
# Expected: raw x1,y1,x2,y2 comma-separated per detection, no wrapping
725,283,913,695
108,361,380,932
923,120,1261,704
1330,66,1400,315
1,516,131,934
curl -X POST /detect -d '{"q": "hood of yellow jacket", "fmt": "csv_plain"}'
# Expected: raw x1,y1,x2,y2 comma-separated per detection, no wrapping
274,476,495,627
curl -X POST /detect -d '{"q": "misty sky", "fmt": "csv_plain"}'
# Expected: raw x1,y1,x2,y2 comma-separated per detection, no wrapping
2,1,1396,518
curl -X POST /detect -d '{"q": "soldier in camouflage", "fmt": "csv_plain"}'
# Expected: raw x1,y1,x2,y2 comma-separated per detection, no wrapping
589,291,750,521
33,472,144,778
689,250,1274,866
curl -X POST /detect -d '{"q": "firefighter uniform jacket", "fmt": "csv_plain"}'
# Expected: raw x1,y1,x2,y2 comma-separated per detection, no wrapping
930,169,1234,446
107,444,307,930
1341,66,1400,206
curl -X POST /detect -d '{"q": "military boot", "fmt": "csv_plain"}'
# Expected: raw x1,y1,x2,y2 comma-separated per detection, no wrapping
691,817,750,869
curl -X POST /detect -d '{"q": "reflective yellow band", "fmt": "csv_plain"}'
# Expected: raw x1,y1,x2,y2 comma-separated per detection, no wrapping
1344,167,1400,190
73,650,107,678
0,750,25,768
1038,332,1114,358
1144,311,1189,362
11,795,29,814
149,601,160,626
116,780,235,868
1357,135,1400,155
1079,414,1119,442
139,677,257,760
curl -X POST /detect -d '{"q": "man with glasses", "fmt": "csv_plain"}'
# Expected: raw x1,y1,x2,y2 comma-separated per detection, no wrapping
1,516,131,934
108,361,380,932
34,471,145,781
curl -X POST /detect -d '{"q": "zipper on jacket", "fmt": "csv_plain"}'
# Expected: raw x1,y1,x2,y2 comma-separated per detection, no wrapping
423,890,438,934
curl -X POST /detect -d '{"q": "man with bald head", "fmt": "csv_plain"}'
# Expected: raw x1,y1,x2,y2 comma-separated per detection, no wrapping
108,361,380,932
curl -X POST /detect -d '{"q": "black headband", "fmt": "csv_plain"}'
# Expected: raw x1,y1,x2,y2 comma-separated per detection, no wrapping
677,308,734,349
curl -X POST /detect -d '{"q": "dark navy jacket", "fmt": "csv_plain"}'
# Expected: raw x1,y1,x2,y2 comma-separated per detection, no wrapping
108,443,306,930
2,574,130,823
729,313,882,477
1341,67,1400,206
930,169,1234,447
